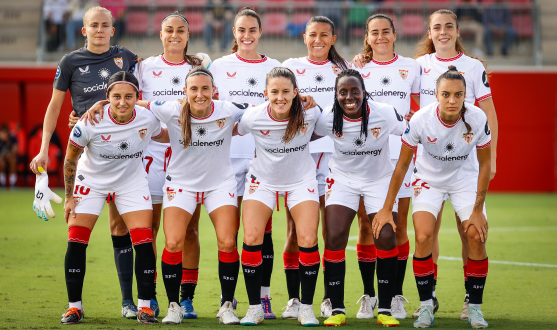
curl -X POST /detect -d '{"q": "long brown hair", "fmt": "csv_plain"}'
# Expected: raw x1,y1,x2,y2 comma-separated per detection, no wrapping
362,14,396,63
437,65,471,133
231,7,261,53
180,67,215,149
266,67,305,143
415,9,487,68
161,12,201,66
305,16,348,71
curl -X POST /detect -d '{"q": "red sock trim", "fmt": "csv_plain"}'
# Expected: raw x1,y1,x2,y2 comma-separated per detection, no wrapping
129,227,153,246
154,270,157,283
241,249,262,267
162,248,182,265
357,244,377,262
377,246,399,259
463,265,468,281
300,249,320,266
397,241,410,260
467,258,488,278
323,249,345,263
413,256,434,277
181,268,199,284
434,263,438,280
68,226,92,244
219,248,240,263
265,217,273,234
283,252,300,270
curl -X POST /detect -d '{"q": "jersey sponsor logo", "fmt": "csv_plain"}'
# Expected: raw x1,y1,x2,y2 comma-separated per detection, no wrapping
404,183,411,188
74,196,82,207
114,57,123,69
260,130,270,136
482,71,489,87
352,137,366,148
299,86,335,94
118,140,131,152
427,136,437,144
246,77,259,87
101,134,111,142
154,101,166,106
227,71,237,78
296,69,306,75
361,72,371,79
314,73,325,84
55,66,61,79
463,132,474,144
404,124,410,134
444,142,456,153
399,70,408,80
139,128,148,140
427,150,468,162
84,82,107,93
370,127,381,139
369,89,407,100
98,68,111,80
79,66,90,75
332,66,341,75
301,123,309,134
100,151,143,160
180,138,225,147
423,68,431,75
229,192,235,198
228,89,265,98
484,122,491,135
265,143,307,154
153,89,185,96
394,108,404,121
170,76,182,86
73,126,82,138
340,148,382,156
166,187,176,201
215,118,226,129
153,71,162,77
307,188,315,193
420,88,435,96
195,126,208,138
143,196,150,201
380,76,392,87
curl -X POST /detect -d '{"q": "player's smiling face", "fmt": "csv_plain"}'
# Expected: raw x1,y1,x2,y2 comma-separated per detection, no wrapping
160,16,189,54
265,77,298,119
185,74,215,114
336,76,364,120
233,16,262,54
428,13,460,53
108,84,137,122
436,78,466,122
82,10,114,48
366,18,396,57
304,22,337,62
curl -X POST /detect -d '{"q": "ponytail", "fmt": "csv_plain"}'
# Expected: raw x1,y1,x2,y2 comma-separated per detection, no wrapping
306,16,348,71
232,7,261,53
362,14,396,63
161,11,201,66
438,65,471,133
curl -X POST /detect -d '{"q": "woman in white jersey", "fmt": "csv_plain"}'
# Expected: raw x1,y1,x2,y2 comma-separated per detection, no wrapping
236,67,322,326
315,69,405,327
62,72,168,325
281,15,349,320
373,67,491,329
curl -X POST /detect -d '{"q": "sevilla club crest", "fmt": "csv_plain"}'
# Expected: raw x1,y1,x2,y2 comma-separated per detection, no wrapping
114,57,123,69
138,128,148,140
332,66,341,75
463,132,474,144
248,184,258,194
216,118,226,129
301,123,309,135
167,188,176,201
399,70,408,80
370,127,382,139
413,186,422,198
74,196,82,207
325,190,332,201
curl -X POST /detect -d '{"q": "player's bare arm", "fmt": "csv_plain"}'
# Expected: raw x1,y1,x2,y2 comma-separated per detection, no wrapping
464,145,491,242
73,100,109,127
151,128,170,143
299,94,317,110
478,98,498,180
63,142,83,222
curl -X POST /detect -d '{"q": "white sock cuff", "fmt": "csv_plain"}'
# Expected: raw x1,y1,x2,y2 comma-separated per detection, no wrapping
138,299,150,309
69,301,83,310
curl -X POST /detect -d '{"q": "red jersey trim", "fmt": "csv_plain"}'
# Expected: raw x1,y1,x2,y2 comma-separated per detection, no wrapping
343,103,371,122
435,52,463,62
70,139,84,149
436,105,462,128
235,52,268,64
371,54,398,65
267,104,289,122
146,102,151,110
476,93,492,102
306,56,330,65
161,54,186,66
401,139,417,150
411,92,420,96
191,101,215,120
151,127,164,139
108,107,137,125
476,141,491,149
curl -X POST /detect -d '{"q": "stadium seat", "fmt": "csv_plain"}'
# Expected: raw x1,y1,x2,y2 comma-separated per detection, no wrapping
183,12,204,34
291,12,313,26
126,0,151,7
154,12,169,30
182,0,207,8
263,13,287,36
512,15,534,37
400,14,425,37
126,12,150,34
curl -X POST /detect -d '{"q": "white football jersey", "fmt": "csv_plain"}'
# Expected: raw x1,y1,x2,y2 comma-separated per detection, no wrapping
315,100,405,183
210,53,282,159
283,57,347,153
237,102,321,189
69,105,162,190
358,54,421,159
147,99,248,191
416,52,492,107
402,102,491,187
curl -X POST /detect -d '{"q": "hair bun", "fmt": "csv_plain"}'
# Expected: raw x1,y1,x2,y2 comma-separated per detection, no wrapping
448,65,458,71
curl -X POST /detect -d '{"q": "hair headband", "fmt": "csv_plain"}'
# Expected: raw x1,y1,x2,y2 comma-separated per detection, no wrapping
162,13,189,26
107,81,139,92
186,71,214,85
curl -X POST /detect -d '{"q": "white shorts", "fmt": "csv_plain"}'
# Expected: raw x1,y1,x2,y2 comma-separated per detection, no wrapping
311,152,332,197
163,177,238,215
73,179,152,216
392,159,414,199
411,176,487,221
242,176,320,211
143,146,172,204
325,174,398,214
231,158,251,197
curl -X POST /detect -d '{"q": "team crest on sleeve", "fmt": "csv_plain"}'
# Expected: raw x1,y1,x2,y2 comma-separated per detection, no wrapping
301,123,309,134
154,101,166,106
114,57,124,69
73,126,82,138
462,132,474,144
215,118,226,129
138,128,148,140
484,122,491,135
166,187,176,201
404,124,410,134
399,70,408,80
74,196,82,207
332,66,341,75
370,127,382,139
55,66,61,79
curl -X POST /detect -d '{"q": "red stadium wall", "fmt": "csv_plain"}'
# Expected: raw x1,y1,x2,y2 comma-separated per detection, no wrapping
0,67,556,192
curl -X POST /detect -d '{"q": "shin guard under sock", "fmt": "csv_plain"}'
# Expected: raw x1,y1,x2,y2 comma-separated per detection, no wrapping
130,228,156,301
357,244,377,297
242,243,263,305
111,233,134,302
261,218,274,289
299,245,320,305
413,254,434,302
66,226,91,303
161,248,182,304
323,249,345,310
376,247,399,311
219,248,240,304
467,258,488,304
180,268,198,302
284,252,300,300
395,241,410,296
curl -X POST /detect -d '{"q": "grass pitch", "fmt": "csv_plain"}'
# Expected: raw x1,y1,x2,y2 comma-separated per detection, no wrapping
0,190,556,329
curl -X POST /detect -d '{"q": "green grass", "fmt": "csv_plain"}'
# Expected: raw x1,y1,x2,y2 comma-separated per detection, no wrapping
0,190,556,329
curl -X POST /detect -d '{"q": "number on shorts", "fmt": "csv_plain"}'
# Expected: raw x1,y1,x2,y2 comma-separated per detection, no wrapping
164,147,172,172
144,156,154,174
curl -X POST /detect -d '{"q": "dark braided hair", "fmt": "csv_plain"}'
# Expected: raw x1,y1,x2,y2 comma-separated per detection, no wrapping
332,69,370,138
436,65,471,133
305,16,348,71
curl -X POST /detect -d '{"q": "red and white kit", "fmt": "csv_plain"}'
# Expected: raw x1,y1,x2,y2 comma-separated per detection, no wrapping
402,102,491,221
69,104,163,215
314,100,405,214
358,54,421,198
210,53,282,196
147,99,248,214
237,102,322,210
134,53,209,204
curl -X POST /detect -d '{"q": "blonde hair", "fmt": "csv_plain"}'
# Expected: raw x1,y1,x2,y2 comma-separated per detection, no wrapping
83,6,114,26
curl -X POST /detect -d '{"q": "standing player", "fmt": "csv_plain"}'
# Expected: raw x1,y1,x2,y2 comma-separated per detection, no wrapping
282,15,349,320
236,67,322,326
28,6,144,319
373,67,491,329
61,72,167,325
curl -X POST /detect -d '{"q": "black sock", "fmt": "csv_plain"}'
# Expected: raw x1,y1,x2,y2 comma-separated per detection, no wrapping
261,232,274,289
467,258,488,305
65,242,88,303
413,254,434,301
242,243,263,305
161,249,182,304
395,258,408,296
180,268,198,302
283,251,300,300
323,270,328,300
133,241,156,301
358,260,376,297
323,249,345,310
112,233,134,302
299,245,320,305
219,249,240,304
376,249,398,311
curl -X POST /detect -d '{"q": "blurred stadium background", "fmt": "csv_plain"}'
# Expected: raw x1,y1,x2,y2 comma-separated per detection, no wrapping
0,0,555,192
